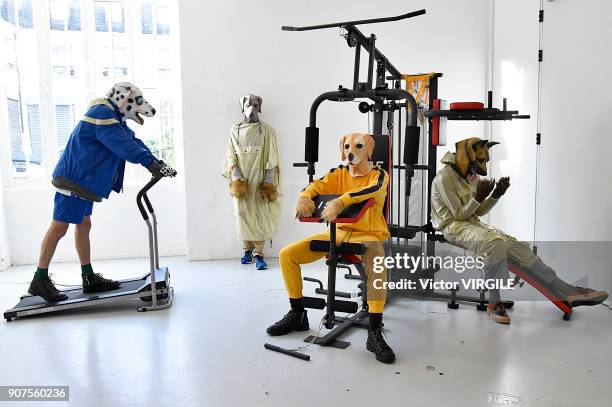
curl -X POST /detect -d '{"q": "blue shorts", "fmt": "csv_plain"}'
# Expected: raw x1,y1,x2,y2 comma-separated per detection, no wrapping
53,192,94,224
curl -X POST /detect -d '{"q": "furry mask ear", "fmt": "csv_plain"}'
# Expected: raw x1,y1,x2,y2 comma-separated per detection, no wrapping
239,96,248,113
365,134,375,160
339,135,347,161
254,96,262,113
472,139,488,150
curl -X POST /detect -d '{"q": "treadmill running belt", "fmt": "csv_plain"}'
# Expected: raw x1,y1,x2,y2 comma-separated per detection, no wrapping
14,279,147,308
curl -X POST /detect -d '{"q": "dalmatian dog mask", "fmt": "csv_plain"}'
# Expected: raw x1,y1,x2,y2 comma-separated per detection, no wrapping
106,82,156,125
240,94,262,123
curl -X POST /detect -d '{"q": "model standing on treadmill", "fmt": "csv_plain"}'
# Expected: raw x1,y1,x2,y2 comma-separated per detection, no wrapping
28,82,176,302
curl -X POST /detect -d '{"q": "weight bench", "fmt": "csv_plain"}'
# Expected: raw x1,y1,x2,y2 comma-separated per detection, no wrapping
443,239,573,321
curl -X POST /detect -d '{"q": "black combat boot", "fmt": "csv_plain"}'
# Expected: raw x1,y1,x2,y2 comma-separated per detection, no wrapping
28,274,68,302
266,298,309,336
82,273,121,293
366,313,396,364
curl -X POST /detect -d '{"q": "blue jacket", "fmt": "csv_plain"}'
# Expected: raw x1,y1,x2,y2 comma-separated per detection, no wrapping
52,98,155,199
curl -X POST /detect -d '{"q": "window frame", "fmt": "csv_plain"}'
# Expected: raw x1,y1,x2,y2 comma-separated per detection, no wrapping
0,0,183,190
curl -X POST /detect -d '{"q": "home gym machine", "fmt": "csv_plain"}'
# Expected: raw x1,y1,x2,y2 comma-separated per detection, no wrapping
265,10,425,360
4,175,174,321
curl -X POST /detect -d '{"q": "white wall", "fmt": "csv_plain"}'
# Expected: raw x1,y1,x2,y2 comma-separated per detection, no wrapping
536,0,612,241
491,0,612,242
5,182,186,265
180,0,492,260
490,0,612,289
488,0,540,240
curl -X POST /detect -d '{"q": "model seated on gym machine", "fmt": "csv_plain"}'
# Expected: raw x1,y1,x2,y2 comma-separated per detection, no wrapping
29,82,176,303
266,133,395,364
431,137,608,324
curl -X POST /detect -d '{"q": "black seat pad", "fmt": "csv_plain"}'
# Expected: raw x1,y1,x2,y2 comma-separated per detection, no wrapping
310,240,365,255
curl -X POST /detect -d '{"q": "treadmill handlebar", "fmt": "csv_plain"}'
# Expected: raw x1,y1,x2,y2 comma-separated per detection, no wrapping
136,175,163,220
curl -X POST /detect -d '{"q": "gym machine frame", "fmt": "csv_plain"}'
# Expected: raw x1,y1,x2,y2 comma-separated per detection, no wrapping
277,10,425,354
284,9,535,316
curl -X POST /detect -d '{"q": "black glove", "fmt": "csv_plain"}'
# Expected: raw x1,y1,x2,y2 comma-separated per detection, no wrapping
492,177,510,199
148,160,177,178
475,179,495,202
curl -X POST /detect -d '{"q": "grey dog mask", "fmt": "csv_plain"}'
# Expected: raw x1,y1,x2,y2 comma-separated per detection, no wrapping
240,94,262,123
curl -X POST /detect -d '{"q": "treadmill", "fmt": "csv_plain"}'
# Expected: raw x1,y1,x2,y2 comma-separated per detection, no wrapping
4,175,174,322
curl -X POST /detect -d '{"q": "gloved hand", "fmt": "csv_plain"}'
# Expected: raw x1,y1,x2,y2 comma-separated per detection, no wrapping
295,196,315,218
321,198,345,223
230,179,248,199
259,182,278,202
475,178,495,202
148,160,177,178
491,177,510,199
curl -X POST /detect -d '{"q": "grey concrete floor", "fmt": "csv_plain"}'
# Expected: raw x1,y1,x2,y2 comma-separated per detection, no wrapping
0,257,611,407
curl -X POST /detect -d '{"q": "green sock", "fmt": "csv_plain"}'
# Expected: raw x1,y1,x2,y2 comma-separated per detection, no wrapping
35,267,49,278
81,263,94,277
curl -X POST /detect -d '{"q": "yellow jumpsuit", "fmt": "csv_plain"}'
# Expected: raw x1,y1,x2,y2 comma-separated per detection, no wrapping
280,165,390,313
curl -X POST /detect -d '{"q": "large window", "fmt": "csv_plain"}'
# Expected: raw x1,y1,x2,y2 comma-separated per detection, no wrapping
1,0,182,183
54,104,74,154
18,0,33,28
26,104,42,164
1,0,16,25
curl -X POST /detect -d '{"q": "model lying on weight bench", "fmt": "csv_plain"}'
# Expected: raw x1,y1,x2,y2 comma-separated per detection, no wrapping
431,137,608,324
266,133,395,364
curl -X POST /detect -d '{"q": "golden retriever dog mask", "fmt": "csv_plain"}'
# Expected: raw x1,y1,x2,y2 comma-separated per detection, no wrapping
340,133,375,177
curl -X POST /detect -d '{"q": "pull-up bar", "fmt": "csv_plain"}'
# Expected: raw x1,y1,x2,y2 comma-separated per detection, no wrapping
282,10,425,183
281,9,426,32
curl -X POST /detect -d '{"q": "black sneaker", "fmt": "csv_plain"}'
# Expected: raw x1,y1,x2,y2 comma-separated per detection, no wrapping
266,309,309,336
82,273,121,293
28,274,68,302
367,327,396,364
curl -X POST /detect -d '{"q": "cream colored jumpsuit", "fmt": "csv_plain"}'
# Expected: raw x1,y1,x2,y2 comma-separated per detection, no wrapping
431,152,560,302
222,121,281,255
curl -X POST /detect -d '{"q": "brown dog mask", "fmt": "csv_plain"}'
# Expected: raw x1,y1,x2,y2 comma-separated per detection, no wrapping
339,133,375,177
454,137,499,178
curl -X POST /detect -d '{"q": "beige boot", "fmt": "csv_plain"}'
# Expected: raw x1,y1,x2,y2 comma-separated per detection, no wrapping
566,287,608,307
487,302,511,324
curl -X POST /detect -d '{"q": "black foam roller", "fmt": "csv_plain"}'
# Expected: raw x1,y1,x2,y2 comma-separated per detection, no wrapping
305,127,319,163
403,125,420,165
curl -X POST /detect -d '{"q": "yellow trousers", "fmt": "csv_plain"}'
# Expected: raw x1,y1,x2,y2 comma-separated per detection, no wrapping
279,230,387,313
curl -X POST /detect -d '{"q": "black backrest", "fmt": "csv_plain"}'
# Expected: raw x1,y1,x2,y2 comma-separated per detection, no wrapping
370,133,392,221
